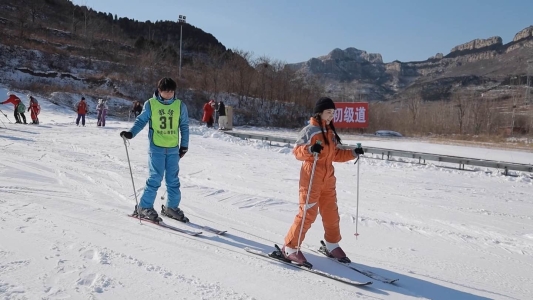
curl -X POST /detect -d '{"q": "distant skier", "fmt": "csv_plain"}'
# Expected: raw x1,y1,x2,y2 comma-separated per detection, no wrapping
131,101,142,118
96,98,108,127
202,99,215,128
217,101,226,130
1,91,26,124
27,94,41,124
120,77,190,222
75,97,88,126
281,97,364,266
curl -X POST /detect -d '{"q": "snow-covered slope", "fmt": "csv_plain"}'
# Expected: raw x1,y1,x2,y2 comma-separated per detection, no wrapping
1,87,532,300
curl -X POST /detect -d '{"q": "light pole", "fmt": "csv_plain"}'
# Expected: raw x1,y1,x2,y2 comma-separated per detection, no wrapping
178,15,186,78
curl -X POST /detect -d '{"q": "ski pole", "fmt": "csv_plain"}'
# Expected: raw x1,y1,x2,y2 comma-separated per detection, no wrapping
0,109,12,123
354,143,362,238
122,136,142,223
296,141,321,253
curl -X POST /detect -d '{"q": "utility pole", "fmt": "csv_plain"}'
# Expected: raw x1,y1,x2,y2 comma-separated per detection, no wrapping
178,15,187,78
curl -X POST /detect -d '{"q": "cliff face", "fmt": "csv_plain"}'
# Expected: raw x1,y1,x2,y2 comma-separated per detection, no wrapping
450,36,502,53
288,26,533,101
513,26,533,42
295,48,384,81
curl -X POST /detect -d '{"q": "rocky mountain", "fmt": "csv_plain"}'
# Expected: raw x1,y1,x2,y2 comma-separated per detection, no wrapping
288,26,533,102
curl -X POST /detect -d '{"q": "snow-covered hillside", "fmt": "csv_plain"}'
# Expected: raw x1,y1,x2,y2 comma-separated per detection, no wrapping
1,87,532,300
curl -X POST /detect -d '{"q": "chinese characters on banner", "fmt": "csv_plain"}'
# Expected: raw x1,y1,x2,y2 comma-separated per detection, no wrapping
333,102,369,128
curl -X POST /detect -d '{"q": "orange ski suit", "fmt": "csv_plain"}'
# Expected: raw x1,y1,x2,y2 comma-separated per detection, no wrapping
284,117,357,249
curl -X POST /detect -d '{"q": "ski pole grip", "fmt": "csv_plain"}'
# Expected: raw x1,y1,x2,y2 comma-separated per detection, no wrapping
354,142,363,164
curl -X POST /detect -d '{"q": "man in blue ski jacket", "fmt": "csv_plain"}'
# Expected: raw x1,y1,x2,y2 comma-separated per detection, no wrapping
120,77,190,222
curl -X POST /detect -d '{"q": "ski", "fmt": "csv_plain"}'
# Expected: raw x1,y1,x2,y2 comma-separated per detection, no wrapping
244,245,372,287
127,214,202,236
312,240,399,284
160,213,227,235
187,222,227,235
160,205,227,235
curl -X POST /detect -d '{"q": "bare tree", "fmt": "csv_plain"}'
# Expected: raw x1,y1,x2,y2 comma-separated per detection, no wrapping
255,55,271,107
481,96,497,135
191,56,211,98
15,3,30,37
272,60,289,103
453,93,470,134
407,94,423,126
71,5,81,33
221,62,236,94
27,0,44,25
470,96,485,135
84,6,89,38
230,49,255,108
205,46,225,100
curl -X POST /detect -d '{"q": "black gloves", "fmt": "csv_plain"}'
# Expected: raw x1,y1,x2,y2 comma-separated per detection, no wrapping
179,146,188,158
354,147,364,155
310,143,323,154
120,131,133,139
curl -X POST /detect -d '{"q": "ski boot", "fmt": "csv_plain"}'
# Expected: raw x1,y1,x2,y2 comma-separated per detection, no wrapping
132,205,161,222
161,205,189,223
269,244,313,268
319,240,351,263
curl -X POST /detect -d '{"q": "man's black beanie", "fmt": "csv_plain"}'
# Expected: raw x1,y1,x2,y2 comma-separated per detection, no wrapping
314,97,335,113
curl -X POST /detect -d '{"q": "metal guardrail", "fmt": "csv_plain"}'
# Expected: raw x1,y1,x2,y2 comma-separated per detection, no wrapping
224,131,533,175
224,132,296,145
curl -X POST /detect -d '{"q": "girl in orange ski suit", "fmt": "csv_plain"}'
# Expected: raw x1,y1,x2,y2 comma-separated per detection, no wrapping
283,97,361,264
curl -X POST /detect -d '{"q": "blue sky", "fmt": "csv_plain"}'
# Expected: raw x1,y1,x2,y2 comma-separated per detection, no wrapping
78,0,533,64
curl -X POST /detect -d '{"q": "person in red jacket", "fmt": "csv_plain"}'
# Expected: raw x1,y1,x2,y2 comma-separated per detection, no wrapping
27,94,40,124
1,91,27,124
202,99,215,128
76,97,88,126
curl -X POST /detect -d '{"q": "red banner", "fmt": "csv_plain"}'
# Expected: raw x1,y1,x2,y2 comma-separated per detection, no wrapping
333,102,369,128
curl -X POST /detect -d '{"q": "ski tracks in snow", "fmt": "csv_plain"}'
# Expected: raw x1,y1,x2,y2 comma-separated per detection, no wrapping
0,208,254,300
1,241,253,300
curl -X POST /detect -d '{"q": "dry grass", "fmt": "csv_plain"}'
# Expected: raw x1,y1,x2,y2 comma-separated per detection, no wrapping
8,80,58,96
423,135,533,151
368,98,533,134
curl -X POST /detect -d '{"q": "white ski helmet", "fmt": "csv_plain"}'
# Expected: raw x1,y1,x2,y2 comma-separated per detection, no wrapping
7,91,14,96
